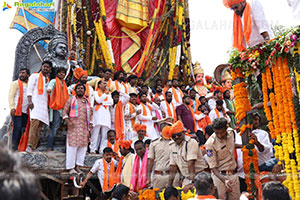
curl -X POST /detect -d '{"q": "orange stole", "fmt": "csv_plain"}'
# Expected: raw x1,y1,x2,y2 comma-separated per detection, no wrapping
233,2,252,51
188,105,197,132
129,102,136,127
15,79,24,116
195,110,211,134
107,140,120,155
115,101,125,141
172,87,183,103
95,89,108,111
72,83,90,97
37,72,49,95
214,108,220,118
49,78,69,110
166,101,177,121
115,156,124,183
122,82,128,94
102,157,116,192
141,103,152,123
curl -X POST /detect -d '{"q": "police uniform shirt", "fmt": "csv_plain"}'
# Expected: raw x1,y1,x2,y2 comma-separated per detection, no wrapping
204,130,237,171
148,137,172,172
169,136,207,178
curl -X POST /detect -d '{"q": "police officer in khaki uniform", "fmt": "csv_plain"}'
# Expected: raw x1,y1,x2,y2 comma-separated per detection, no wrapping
168,121,208,187
147,123,173,188
205,117,240,200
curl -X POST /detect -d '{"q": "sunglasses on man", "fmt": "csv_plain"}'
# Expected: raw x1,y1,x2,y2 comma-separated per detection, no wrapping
172,132,183,139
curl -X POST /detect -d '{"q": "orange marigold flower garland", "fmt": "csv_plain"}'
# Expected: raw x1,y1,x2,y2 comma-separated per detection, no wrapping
242,139,259,197
233,82,252,124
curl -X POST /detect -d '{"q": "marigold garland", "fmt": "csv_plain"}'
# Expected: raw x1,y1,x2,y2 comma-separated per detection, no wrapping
232,82,252,123
242,139,259,197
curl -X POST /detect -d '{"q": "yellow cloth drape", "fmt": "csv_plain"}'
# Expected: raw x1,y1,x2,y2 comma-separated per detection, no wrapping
116,0,149,31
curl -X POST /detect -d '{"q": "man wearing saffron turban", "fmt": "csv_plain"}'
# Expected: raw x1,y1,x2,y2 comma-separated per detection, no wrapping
223,0,274,52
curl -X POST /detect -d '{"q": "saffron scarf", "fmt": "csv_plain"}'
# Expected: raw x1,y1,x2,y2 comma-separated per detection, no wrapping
15,79,24,116
130,148,148,192
115,156,124,183
49,78,69,110
102,157,116,192
129,102,136,127
165,98,177,121
38,72,49,95
115,101,125,141
141,103,152,123
107,140,120,155
214,108,220,118
17,110,30,151
95,88,108,111
188,105,197,132
72,83,90,97
195,110,211,135
172,87,183,103
233,2,252,51
69,96,91,129
122,82,128,94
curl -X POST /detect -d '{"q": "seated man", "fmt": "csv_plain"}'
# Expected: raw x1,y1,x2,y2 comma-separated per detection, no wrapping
80,147,118,193
250,113,277,172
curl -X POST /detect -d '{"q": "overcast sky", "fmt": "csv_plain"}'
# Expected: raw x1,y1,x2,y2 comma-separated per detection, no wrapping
0,0,298,125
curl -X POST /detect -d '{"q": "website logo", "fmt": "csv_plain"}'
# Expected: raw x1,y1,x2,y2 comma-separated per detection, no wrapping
3,2,12,11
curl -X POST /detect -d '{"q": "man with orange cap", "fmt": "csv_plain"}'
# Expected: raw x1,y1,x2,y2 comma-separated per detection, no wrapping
168,121,207,187
68,68,94,107
223,0,274,51
115,140,135,187
146,123,174,189
131,123,150,148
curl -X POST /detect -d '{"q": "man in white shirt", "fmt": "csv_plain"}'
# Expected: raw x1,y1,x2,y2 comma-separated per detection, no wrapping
208,90,227,111
224,0,274,51
209,100,231,124
250,113,277,171
80,147,118,194
136,92,159,139
160,91,177,121
90,80,113,153
168,79,183,108
9,68,30,150
26,61,52,152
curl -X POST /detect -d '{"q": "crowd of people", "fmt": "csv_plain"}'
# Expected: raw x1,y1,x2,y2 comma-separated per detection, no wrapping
8,58,283,199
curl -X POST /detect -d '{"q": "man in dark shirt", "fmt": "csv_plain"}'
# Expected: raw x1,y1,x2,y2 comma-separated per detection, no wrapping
176,95,195,132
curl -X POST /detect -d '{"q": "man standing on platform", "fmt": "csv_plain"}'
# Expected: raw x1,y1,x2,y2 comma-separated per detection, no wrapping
169,79,183,108
176,96,196,133
9,68,30,150
137,92,159,139
90,80,113,154
223,0,274,51
161,91,177,122
168,121,207,187
26,61,52,152
205,118,240,200
124,93,141,140
63,83,93,173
